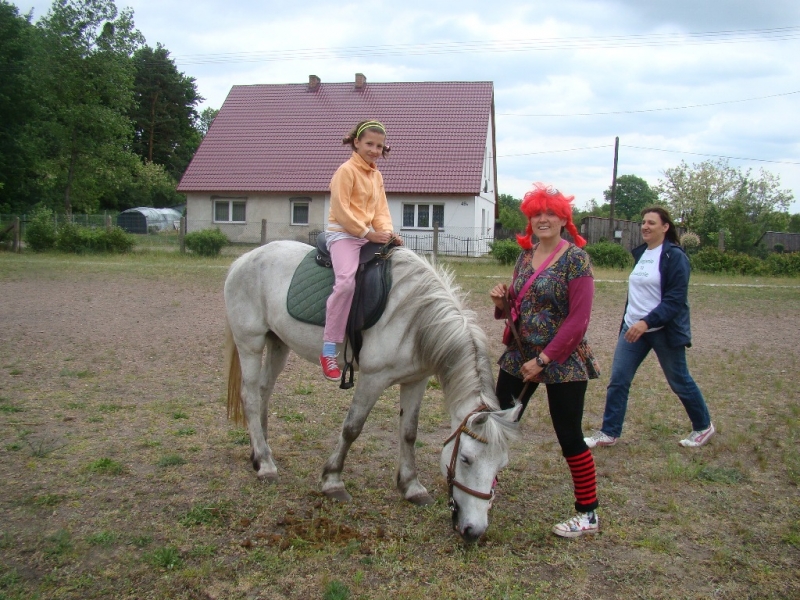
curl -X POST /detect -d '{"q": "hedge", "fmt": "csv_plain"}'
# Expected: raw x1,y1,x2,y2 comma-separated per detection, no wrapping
184,228,228,257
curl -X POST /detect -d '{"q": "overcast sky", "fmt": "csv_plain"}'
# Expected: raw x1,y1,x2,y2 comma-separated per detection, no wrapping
17,0,800,213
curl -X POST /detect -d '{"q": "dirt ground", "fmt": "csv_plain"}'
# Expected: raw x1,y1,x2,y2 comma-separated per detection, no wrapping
1,257,799,599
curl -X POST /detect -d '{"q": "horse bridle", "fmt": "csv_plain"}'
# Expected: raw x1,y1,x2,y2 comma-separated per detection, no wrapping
443,405,496,527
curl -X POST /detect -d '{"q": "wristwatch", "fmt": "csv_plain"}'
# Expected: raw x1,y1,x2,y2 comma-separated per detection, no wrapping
535,356,547,367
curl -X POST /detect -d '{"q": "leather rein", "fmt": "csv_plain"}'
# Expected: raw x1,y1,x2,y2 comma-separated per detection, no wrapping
443,405,495,518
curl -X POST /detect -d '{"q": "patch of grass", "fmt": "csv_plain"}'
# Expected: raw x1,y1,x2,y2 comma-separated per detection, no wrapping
65,401,86,409
44,529,72,557
179,502,230,527
59,368,92,378
0,403,23,414
5,442,22,451
695,465,746,484
144,545,182,570
633,534,677,554
157,454,186,468
97,403,135,413
188,544,217,557
294,384,315,395
130,535,153,548
0,568,21,589
24,435,66,458
175,427,196,436
9,368,22,376
227,429,249,445
172,411,188,419
783,522,800,547
323,580,351,600
86,531,118,546
280,411,306,423
86,457,125,475
30,493,65,507
87,416,103,423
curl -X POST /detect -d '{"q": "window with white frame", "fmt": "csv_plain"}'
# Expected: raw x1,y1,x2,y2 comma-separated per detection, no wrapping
290,197,310,225
402,203,444,229
213,198,246,223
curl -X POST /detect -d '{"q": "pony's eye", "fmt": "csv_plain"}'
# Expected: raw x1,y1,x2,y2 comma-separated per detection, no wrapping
460,454,472,466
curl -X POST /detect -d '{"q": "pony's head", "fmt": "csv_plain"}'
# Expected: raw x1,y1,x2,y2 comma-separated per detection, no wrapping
440,404,522,542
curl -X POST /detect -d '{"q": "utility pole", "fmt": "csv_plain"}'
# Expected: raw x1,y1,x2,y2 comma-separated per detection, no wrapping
609,136,619,242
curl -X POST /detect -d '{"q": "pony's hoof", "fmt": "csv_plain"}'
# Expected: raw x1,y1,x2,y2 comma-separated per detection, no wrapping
324,488,352,502
257,469,278,483
407,492,435,506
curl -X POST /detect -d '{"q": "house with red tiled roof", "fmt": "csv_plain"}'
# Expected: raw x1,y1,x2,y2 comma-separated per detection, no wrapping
177,74,498,255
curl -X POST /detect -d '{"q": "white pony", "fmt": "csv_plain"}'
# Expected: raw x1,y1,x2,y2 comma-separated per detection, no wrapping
224,241,520,541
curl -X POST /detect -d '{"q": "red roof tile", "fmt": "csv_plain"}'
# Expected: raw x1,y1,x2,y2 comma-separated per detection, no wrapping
177,79,494,194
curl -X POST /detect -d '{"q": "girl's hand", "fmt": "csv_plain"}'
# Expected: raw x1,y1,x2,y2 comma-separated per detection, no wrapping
367,231,394,244
490,283,508,310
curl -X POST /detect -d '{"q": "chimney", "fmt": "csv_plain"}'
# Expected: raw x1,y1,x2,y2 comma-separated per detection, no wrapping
308,75,320,91
355,73,366,90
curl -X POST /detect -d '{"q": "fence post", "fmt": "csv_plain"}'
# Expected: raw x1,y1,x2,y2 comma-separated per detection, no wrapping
718,230,725,252
432,223,439,260
179,217,186,253
13,217,20,253
105,214,111,231
261,219,267,245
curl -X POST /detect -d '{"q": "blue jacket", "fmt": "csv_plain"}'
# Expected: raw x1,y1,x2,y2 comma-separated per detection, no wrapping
621,240,693,348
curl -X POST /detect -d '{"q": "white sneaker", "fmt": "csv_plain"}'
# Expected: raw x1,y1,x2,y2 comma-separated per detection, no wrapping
584,430,617,448
679,423,715,447
553,511,599,538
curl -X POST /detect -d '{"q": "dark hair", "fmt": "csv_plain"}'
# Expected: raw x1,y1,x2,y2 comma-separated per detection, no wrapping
343,120,391,158
641,206,680,245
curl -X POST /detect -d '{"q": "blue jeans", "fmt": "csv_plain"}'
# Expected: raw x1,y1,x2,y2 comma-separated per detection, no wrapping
601,324,711,438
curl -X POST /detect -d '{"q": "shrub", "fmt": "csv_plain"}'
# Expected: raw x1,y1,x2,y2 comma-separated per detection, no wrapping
584,241,633,269
680,232,701,255
55,223,134,254
185,228,228,257
24,206,58,251
764,252,800,277
489,238,521,265
689,248,767,276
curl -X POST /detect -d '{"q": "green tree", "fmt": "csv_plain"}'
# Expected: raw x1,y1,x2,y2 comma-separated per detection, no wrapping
30,0,144,214
657,160,793,252
788,214,800,233
197,107,219,137
129,44,202,178
0,2,37,213
603,174,658,220
655,159,740,232
497,193,526,231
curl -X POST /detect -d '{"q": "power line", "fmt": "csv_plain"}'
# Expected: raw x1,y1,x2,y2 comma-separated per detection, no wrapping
621,145,800,166
498,90,800,117
497,143,800,166
172,26,800,66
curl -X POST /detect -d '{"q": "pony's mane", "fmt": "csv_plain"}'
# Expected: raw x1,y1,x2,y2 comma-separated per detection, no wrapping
389,249,501,420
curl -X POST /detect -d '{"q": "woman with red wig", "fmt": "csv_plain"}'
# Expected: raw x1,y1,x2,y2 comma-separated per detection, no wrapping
490,182,601,538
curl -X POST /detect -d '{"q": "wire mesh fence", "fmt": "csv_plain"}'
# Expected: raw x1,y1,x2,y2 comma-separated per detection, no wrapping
1,214,500,258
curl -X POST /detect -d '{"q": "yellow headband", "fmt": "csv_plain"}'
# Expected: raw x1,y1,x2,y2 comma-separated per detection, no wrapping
356,121,386,137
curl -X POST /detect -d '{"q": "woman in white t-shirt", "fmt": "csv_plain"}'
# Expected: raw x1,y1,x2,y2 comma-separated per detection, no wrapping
585,207,714,448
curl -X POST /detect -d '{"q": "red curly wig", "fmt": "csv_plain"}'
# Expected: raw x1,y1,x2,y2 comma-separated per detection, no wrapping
516,182,587,249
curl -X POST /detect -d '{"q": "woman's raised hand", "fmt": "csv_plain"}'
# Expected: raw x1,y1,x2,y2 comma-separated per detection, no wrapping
490,283,508,310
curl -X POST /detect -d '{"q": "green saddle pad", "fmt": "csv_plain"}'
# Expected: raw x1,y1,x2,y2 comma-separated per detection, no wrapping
287,250,335,326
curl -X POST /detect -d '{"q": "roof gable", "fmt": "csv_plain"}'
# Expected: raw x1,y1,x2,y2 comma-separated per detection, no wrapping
177,79,494,194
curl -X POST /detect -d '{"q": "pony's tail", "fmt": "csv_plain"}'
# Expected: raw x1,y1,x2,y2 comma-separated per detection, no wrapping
224,318,245,427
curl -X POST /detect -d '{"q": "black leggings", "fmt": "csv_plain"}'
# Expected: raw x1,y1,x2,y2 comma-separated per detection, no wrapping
496,369,589,458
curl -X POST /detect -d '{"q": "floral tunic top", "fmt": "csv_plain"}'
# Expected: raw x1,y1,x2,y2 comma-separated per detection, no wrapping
498,243,600,384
